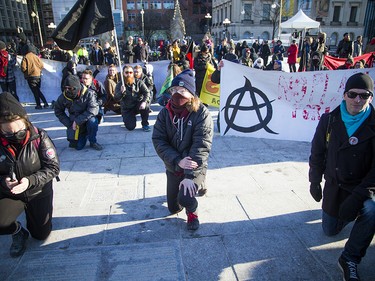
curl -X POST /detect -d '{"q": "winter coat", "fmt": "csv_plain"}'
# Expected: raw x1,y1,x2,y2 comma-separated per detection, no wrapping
309,105,375,216
0,49,8,80
287,44,298,64
336,39,353,58
152,102,213,180
273,44,285,60
0,127,60,201
21,51,43,79
104,73,121,114
54,85,99,128
114,78,150,111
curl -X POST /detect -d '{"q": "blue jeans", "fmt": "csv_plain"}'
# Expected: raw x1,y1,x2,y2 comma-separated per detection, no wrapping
76,117,99,150
322,197,375,263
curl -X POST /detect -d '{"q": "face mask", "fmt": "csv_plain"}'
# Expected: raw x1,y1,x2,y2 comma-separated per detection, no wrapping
171,94,190,114
2,129,27,143
64,87,80,99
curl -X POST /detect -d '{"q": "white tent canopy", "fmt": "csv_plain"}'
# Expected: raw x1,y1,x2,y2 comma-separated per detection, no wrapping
280,9,320,30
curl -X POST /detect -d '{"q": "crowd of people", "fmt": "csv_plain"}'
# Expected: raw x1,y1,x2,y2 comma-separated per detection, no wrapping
0,29,375,281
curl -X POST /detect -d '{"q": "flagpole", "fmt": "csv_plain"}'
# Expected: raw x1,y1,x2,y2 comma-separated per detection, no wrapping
109,0,125,86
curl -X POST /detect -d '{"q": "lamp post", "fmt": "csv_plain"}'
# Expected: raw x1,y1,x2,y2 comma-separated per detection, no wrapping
271,0,282,40
31,10,43,47
140,8,144,38
223,18,231,40
205,13,212,33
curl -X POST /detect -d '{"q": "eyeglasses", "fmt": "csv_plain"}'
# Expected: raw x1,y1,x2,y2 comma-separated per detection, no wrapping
124,71,133,74
346,91,373,100
1,128,27,139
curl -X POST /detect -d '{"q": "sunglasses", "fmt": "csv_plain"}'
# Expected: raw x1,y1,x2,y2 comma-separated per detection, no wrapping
125,71,133,74
346,91,373,100
1,128,27,139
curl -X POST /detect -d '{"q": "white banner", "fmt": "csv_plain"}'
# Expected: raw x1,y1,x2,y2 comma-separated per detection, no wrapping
14,58,170,104
220,60,375,142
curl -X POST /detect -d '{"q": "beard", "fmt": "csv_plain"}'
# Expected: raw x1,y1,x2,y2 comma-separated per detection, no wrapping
125,76,134,85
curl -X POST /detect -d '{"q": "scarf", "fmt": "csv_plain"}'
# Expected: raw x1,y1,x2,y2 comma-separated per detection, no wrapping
340,100,370,137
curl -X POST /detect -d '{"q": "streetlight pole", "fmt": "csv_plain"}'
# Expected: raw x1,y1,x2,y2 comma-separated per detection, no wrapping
223,18,231,40
140,0,144,38
271,0,282,39
31,11,43,47
205,13,212,34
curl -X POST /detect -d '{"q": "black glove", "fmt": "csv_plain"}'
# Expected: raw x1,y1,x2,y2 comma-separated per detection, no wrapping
339,195,363,222
310,183,322,202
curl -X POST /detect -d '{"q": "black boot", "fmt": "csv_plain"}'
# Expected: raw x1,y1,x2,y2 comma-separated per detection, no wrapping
10,223,29,258
187,212,199,231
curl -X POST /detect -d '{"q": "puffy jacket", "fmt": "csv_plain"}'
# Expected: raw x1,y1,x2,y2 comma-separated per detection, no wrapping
309,105,375,216
114,78,150,110
54,85,99,127
0,127,60,201
152,102,213,179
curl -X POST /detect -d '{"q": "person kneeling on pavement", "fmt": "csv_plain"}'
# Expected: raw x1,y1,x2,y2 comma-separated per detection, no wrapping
0,92,60,257
309,72,375,281
152,69,214,231
54,75,103,150
114,65,151,132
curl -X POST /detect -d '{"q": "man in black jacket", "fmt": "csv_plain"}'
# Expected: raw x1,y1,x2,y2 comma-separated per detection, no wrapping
309,73,375,281
114,65,151,131
54,75,103,150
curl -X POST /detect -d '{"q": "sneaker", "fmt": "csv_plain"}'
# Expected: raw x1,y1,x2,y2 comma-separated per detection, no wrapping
338,256,360,281
35,105,42,110
90,142,103,151
10,224,29,258
142,125,151,132
187,212,199,231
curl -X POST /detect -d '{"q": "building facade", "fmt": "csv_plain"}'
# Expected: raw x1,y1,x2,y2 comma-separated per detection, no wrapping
211,0,373,47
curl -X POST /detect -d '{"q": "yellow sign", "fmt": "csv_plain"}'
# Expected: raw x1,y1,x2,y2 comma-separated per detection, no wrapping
199,64,220,108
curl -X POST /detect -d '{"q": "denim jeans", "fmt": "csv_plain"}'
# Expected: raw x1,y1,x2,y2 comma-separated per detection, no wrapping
322,197,375,263
76,117,99,150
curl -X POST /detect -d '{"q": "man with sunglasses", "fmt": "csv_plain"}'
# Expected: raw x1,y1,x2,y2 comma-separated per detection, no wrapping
309,72,375,281
114,65,151,131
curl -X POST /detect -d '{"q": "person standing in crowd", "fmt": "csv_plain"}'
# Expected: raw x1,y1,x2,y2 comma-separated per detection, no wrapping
273,40,285,61
77,45,89,65
252,40,260,55
308,51,328,71
61,60,78,91
54,75,103,150
309,73,375,281
152,69,214,231
287,40,298,72
123,36,135,63
0,92,60,257
103,42,117,66
103,64,121,114
194,44,215,98
215,38,228,61
134,38,148,63
171,39,181,63
21,44,49,109
114,65,151,132
353,36,363,57
239,48,253,67
0,41,9,93
337,33,353,58
364,36,375,54
260,40,271,66
3,42,19,101
81,69,106,123
298,36,312,72
90,40,104,66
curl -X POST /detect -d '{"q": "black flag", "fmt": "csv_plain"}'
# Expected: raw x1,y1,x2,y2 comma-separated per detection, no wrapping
52,0,114,50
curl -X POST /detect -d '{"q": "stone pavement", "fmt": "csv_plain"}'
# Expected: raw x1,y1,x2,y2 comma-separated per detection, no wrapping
0,104,374,281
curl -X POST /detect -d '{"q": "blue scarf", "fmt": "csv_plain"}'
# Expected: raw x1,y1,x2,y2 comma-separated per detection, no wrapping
340,101,371,137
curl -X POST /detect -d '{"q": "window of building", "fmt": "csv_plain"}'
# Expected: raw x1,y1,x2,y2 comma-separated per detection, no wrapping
330,32,338,45
332,6,341,22
349,6,357,22
128,1,135,10
137,1,148,9
150,1,162,9
263,4,271,20
243,4,252,20
128,13,136,21
261,31,270,40
114,0,121,9
163,1,174,9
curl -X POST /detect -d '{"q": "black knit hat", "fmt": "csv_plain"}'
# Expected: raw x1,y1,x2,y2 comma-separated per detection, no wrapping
170,69,196,96
344,73,374,94
64,75,81,89
0,92,27,118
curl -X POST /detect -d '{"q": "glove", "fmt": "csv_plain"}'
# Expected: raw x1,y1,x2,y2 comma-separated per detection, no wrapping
339,195,363,222
310,183,322,202
179,178,197,197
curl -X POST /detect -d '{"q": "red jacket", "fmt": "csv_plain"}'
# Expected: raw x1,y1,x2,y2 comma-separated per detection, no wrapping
287,44,298,64
0,49,8,78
